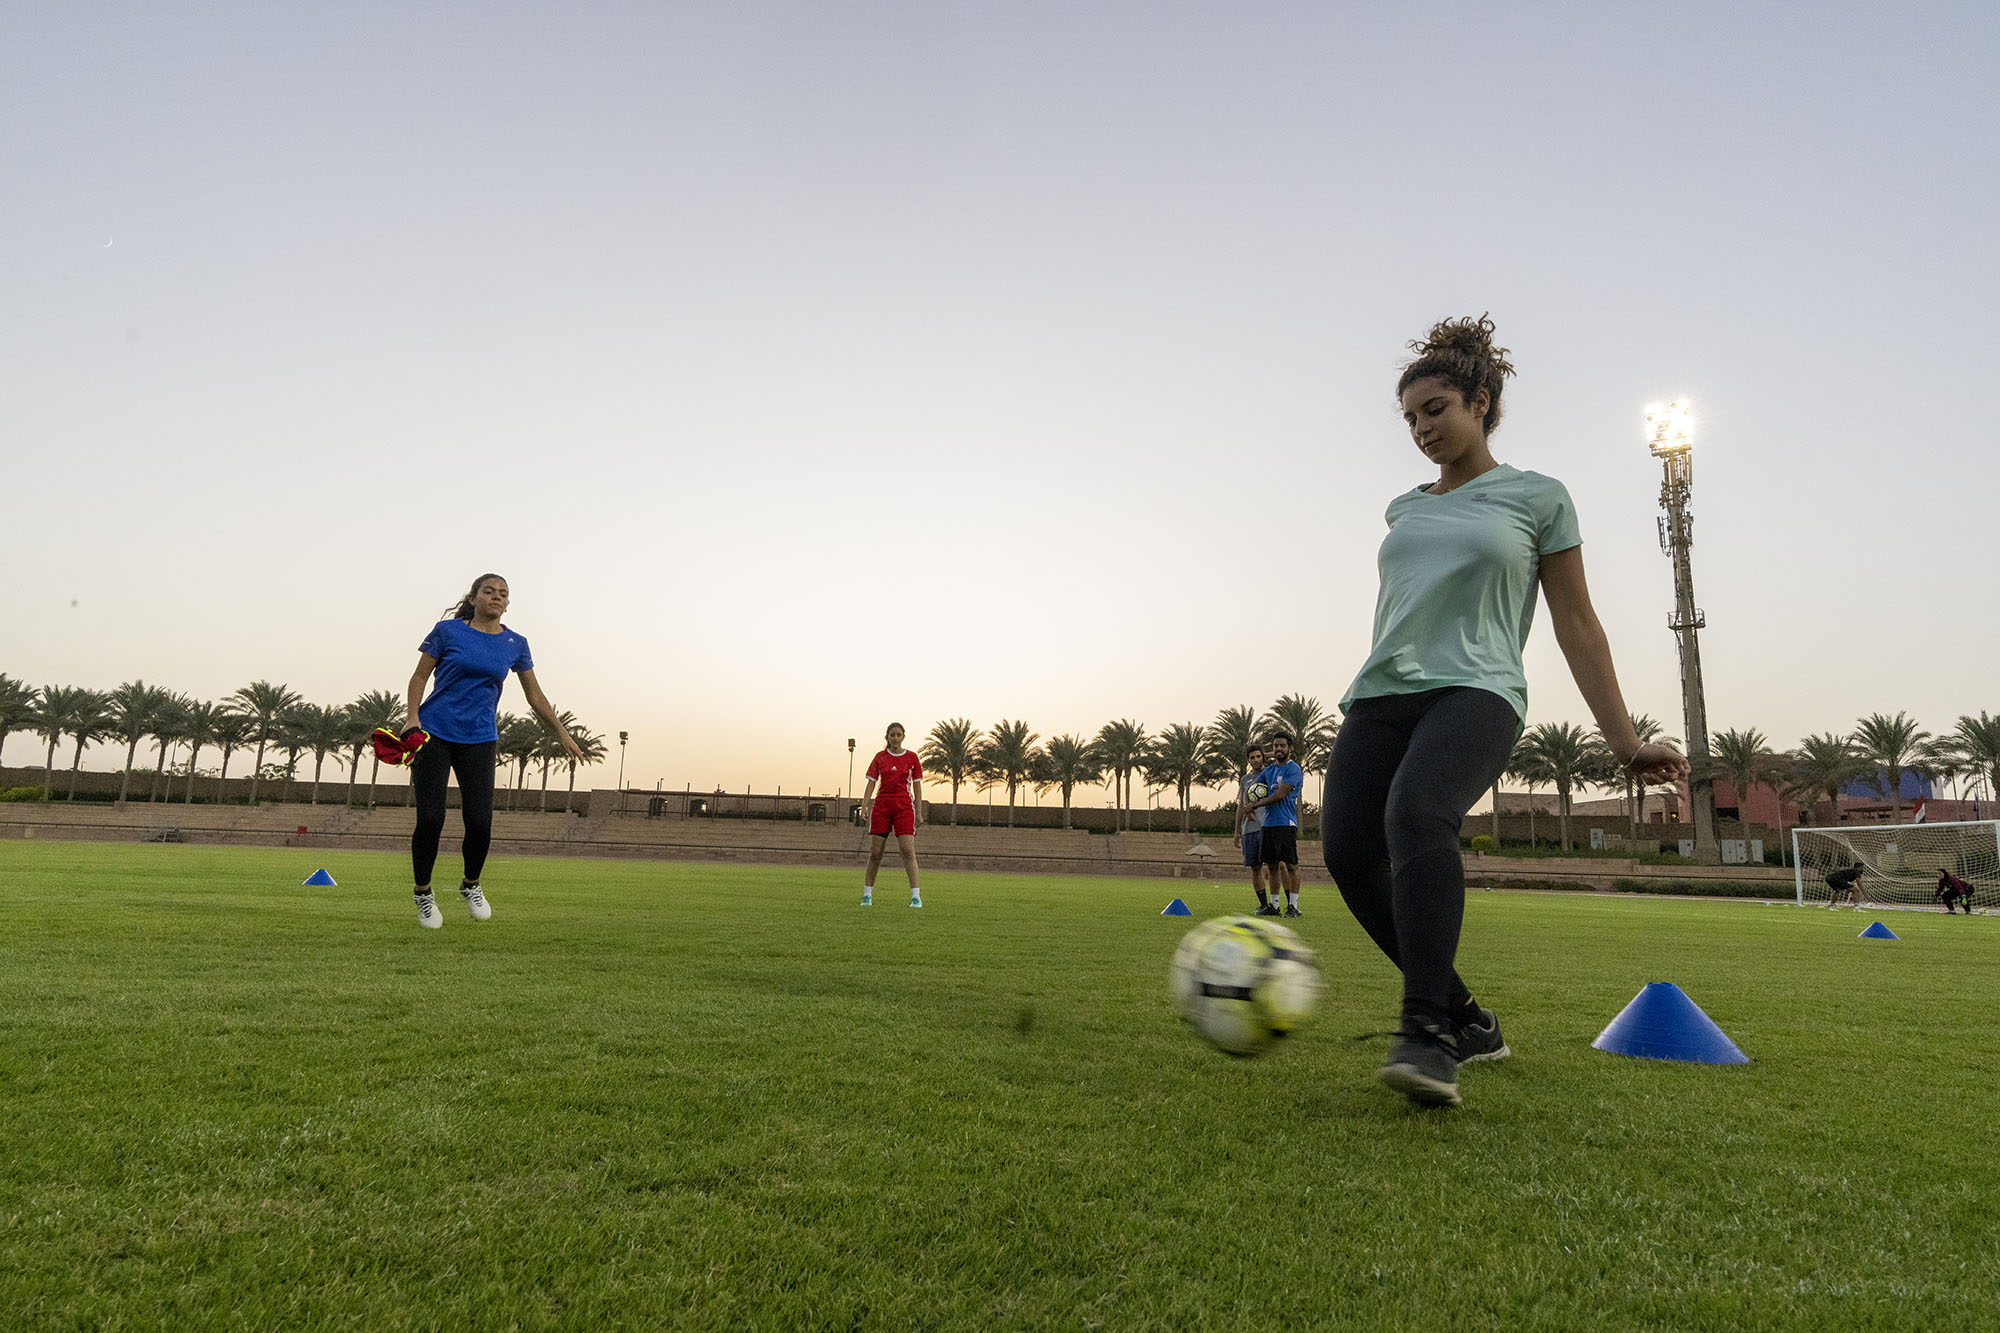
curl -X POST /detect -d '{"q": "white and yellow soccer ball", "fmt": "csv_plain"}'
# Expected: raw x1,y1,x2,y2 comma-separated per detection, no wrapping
1169,914,1324,1057
1246,782,1269,801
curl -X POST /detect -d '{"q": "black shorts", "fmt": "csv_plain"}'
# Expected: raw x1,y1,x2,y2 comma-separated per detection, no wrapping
1258,825,1299,867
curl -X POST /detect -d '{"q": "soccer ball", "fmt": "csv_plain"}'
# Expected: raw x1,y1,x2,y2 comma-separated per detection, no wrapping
1169,915,1323,1057
1246,782,1269,801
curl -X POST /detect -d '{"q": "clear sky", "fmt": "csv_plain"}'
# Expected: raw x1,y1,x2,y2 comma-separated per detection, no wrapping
6,2,1998,805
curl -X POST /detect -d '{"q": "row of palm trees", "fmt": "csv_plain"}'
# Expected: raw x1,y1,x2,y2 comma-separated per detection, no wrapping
0,675,608,811
1497,710,2000,854
911,702,2000,846
915,695,1341,831
10,668,1996,842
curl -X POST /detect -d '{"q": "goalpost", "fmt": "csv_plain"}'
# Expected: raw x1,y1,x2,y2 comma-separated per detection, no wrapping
1792,819,2000,910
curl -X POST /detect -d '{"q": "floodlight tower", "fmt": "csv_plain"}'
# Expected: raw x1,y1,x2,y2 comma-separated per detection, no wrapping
1647,400,1719,863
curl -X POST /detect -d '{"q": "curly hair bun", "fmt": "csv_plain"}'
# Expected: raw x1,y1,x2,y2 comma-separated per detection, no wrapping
1397,313,1516,434
1407,314,1515,381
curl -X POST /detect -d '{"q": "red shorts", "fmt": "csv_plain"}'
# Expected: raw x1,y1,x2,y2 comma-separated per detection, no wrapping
870,801,916,837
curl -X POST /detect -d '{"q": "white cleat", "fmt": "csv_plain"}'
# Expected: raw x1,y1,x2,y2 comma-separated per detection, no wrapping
460,883,491,921
415,892,443,929
861,890,873,906
910,896,923,909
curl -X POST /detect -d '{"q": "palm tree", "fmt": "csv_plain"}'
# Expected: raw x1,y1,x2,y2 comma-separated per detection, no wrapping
1918,737,1968,814
228,681,301,806
563,725,608,813
211,710,253,806
272,707,316,803
1516,722,1608,851
973,720,1041,827
1708,727,1778,825
149,694,190,801
1706,726,1782,863
32,685,93,801
1258,693,1339,780
178,700,225,804
1143,723,1230,834
919,719,982,826
1785,732,1869,827
1094,719,1149,832
498,713,541,809
1034,734,1101,831
55,688,115,792
57,689,115,801
535,712,583,811
0,674,40,772
1205,705,1261,768
283,704,351,805
1949,713,2000,816
105,681,172,803
1851,711,1932,822
346,689,405,807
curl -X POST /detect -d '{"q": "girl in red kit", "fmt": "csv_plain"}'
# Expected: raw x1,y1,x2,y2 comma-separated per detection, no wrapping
859,722,924,907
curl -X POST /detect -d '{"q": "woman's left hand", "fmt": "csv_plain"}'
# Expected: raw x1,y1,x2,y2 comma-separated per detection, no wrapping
1624,742,1689,785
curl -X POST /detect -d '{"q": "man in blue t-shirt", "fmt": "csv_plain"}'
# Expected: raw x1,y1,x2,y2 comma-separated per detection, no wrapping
1243,732,1306,916
1232,743,1273,915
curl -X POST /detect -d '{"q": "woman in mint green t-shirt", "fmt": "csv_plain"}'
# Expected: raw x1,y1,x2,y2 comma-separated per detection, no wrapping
1325,316,1689,1109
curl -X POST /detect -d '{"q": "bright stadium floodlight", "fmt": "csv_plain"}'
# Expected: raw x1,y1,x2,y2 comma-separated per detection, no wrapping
1645,399,1695,456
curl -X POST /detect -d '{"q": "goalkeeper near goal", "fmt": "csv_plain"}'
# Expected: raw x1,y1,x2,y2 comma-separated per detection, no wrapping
1936,868,1976,914
1824,861,1865,909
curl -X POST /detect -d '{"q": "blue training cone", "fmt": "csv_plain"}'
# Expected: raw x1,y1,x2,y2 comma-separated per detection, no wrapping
1859,921,1898,939
1161,898,1192,916
1592,982,1748,1064
302,869,336,887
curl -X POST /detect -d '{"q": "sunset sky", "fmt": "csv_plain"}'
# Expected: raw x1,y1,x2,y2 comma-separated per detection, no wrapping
7,2,1997,806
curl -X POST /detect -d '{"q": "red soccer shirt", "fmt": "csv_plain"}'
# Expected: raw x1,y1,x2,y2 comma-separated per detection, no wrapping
867,749,922,805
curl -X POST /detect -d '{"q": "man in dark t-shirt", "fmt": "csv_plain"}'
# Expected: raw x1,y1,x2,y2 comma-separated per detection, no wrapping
1825,861,1864,909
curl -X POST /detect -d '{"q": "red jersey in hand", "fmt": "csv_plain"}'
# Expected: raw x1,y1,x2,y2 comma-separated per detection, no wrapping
867,749,922,805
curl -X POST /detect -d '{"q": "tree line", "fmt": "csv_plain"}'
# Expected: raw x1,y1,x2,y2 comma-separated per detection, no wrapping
0,675,607,812
8,669,1995,844
914,703,2000,846
1491,710,2000,854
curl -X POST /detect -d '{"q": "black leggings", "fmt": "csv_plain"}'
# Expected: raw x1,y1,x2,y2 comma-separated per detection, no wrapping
1321,688,1519,1025
411,738,498,888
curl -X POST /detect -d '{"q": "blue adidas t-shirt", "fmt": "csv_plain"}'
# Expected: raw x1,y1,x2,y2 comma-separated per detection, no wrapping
1258,760,1304,828
418,619,534,744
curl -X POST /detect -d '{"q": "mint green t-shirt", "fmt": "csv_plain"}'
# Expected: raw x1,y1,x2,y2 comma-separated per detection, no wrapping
1340,463,1581,725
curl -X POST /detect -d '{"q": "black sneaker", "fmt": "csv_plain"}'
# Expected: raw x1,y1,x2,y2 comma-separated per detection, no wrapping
1253,902,1282,917
1454,1006,1510,1064
1283,904,1302,918
1377,1020,1461,1107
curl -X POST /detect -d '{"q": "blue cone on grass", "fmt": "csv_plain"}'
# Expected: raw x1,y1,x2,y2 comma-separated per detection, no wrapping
1858,921,1898,939
1161,898,1191,916
302,869,336,887
1592,982,1748,1064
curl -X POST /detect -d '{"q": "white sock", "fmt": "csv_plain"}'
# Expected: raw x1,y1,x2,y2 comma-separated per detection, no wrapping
1287,891,1298,907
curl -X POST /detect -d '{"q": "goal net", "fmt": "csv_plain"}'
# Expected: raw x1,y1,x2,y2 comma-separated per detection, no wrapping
1792,820,2000,910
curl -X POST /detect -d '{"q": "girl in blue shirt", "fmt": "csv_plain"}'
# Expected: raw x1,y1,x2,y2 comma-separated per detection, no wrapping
404,572,582,929
1325,317,1688,1107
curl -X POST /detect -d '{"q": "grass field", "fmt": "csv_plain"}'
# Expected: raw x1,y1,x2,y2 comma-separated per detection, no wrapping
2,842,1995,1329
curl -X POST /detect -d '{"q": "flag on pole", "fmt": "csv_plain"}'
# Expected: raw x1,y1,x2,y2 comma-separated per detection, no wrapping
1911,798,1927,824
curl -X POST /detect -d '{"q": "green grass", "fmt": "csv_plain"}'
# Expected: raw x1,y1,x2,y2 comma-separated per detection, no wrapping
1,843,1995,1330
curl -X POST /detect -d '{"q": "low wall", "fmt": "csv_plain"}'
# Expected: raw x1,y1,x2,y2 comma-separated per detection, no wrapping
0,802,1802,895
